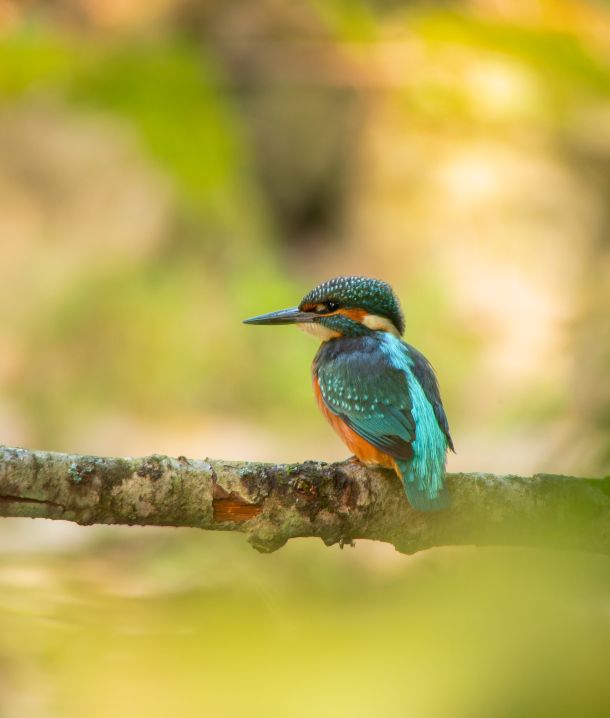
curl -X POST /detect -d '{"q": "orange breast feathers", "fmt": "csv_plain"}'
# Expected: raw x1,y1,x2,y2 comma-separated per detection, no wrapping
312,374,395,470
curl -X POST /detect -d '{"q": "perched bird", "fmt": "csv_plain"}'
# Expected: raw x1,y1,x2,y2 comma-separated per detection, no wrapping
244,276,454,511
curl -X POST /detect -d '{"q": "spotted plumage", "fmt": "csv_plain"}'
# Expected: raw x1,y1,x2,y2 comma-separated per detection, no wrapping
244,276,454,511
301,276,405,335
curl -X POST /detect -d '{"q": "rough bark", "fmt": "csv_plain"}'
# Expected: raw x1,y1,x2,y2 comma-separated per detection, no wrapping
0,445,608,554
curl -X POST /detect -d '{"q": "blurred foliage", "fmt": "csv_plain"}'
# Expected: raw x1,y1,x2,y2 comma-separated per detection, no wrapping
0,0,609,467
1,531,609,718
1,1,610,716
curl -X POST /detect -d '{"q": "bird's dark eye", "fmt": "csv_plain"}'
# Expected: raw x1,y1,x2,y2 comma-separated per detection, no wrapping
312,300,340,314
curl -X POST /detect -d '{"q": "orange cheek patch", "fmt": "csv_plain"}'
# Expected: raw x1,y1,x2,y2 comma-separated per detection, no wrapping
337,308,367,322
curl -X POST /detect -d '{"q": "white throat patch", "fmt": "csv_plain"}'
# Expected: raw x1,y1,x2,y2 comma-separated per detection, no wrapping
297,322,340,341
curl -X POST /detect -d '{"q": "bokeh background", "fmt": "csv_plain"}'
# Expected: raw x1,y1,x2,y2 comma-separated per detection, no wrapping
1,1,609,716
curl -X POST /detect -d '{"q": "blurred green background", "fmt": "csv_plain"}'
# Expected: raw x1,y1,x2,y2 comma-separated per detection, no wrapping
1,1,609,716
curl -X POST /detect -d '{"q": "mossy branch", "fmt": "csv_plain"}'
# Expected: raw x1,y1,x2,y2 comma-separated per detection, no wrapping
0,445,608,554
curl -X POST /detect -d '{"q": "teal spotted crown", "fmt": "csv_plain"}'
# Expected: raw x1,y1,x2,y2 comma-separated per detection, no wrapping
299,276,405,335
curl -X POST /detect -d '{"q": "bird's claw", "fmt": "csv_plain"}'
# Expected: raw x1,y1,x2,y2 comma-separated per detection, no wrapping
339,537,355,549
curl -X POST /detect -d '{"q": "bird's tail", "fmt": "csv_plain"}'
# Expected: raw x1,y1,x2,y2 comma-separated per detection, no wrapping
395,459,451,512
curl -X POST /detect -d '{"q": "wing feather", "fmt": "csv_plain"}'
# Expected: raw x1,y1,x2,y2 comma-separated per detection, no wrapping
404,343,454,451
315,336,415,461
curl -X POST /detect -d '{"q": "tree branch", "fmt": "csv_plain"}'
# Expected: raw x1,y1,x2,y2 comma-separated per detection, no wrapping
0,445,608,554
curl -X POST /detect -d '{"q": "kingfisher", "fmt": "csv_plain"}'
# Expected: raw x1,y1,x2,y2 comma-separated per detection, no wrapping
244,276,454,511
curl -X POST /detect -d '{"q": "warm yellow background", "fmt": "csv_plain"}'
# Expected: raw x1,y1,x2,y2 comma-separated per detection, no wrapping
1,2,609,716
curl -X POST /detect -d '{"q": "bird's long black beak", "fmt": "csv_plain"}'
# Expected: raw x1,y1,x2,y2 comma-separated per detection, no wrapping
243,306,317,325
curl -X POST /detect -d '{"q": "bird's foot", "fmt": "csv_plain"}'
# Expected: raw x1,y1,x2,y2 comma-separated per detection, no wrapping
341,455,362,467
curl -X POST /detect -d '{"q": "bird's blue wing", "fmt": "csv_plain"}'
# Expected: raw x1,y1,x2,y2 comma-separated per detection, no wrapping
405,343,454,452
317,343,415,461
315,335,450,511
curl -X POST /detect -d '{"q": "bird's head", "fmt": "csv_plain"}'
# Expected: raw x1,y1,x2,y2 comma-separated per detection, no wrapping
243,276,405,340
